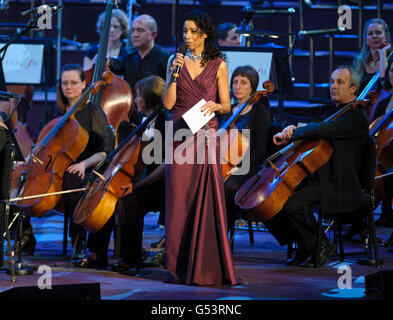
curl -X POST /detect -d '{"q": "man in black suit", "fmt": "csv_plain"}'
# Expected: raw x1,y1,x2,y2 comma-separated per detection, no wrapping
108,14,170,96
267,65,370,267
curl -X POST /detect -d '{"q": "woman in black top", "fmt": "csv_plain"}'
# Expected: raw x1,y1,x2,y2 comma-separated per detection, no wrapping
112,75,168,272
219,65,272,231
83,9,129,71
57,63,115,264
353,18,391,94
78,75,168,270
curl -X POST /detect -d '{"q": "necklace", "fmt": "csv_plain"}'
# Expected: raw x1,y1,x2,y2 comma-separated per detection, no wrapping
187,51,202,62
370,58,380,68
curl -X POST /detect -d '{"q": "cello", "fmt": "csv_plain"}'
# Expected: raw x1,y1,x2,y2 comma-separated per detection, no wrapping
73,107,161,233
234,94,376,222
355,50,393,205
84,0,133,138
219,80,274,181
370,97,393,204
14,73,112,217
3,85,34,159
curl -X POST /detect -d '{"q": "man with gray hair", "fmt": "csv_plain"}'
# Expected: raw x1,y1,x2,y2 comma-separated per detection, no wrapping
109,14,170,95
260,65,371,268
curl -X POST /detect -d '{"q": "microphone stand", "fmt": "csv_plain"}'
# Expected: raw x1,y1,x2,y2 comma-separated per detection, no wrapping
0,10,53,277
1,96,25,162
298,27,345,99
0,12,43,58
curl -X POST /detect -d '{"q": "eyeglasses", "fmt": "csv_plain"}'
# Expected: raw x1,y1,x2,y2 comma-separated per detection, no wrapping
61,81,82,87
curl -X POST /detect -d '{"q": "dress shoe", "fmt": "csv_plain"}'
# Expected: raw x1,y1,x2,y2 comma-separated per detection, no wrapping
14,230,36,256
71,236,87,260
285,247,312,266
305,240,335,268
111,261,135,273
150,237,165,251
78,257,107,269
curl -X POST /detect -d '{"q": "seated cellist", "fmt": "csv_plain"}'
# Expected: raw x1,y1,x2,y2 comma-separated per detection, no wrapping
218,66,272,231
76,75,168,270
57,63,115,265
268,65,370,268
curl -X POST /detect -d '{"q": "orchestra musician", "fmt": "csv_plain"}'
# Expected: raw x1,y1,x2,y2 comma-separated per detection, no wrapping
108,14,170,96
353,18,391,95
112,75,168,272
56,63,115,265
76,75,168,270
83,8,129,71
219,65,272,231
216,22,241,47
268,65,370,268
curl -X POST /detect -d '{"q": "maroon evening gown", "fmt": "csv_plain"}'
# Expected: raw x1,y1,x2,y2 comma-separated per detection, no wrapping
165,57,238,286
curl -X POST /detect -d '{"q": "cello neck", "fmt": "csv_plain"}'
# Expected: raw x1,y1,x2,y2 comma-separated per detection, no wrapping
218,93,257,136
94,107,162,170
90,0,118,105
34,85,95,152
218,81,274,136
370,102,393,136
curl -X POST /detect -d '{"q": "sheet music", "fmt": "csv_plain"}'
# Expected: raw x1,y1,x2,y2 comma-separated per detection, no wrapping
182,99,215,134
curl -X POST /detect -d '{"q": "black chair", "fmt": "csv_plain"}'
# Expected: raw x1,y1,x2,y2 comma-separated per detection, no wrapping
0,137,16,281
229,122,284,252
314,135,380,268
229,211,255,252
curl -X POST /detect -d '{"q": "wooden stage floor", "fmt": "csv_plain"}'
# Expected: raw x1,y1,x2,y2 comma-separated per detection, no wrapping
1,210,393,306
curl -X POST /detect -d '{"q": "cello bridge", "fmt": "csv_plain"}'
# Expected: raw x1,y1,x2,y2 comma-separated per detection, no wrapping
32,156,43,165
92,170,106,182
267,159,280,175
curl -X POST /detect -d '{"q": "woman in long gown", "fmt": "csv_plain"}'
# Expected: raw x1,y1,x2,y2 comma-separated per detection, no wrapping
162,10,237,286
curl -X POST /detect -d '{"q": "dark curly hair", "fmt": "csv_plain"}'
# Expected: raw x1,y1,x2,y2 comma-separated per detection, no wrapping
183,10,224,67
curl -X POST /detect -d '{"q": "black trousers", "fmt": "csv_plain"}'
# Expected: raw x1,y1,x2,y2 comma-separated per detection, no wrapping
264,176,321,251
86,181,165,265
116,181,165,265
224,174,249,230
86,214,115,261
62,171,87,245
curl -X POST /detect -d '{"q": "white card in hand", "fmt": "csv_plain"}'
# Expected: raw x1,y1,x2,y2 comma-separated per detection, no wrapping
182,99,215,134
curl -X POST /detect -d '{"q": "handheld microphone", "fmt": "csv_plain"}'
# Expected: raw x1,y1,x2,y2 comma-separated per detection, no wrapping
0,91,21,99
21,4,63,16
172,44,188,83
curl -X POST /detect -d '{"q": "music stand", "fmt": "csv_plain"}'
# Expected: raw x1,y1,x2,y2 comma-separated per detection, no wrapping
220,45,293,124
